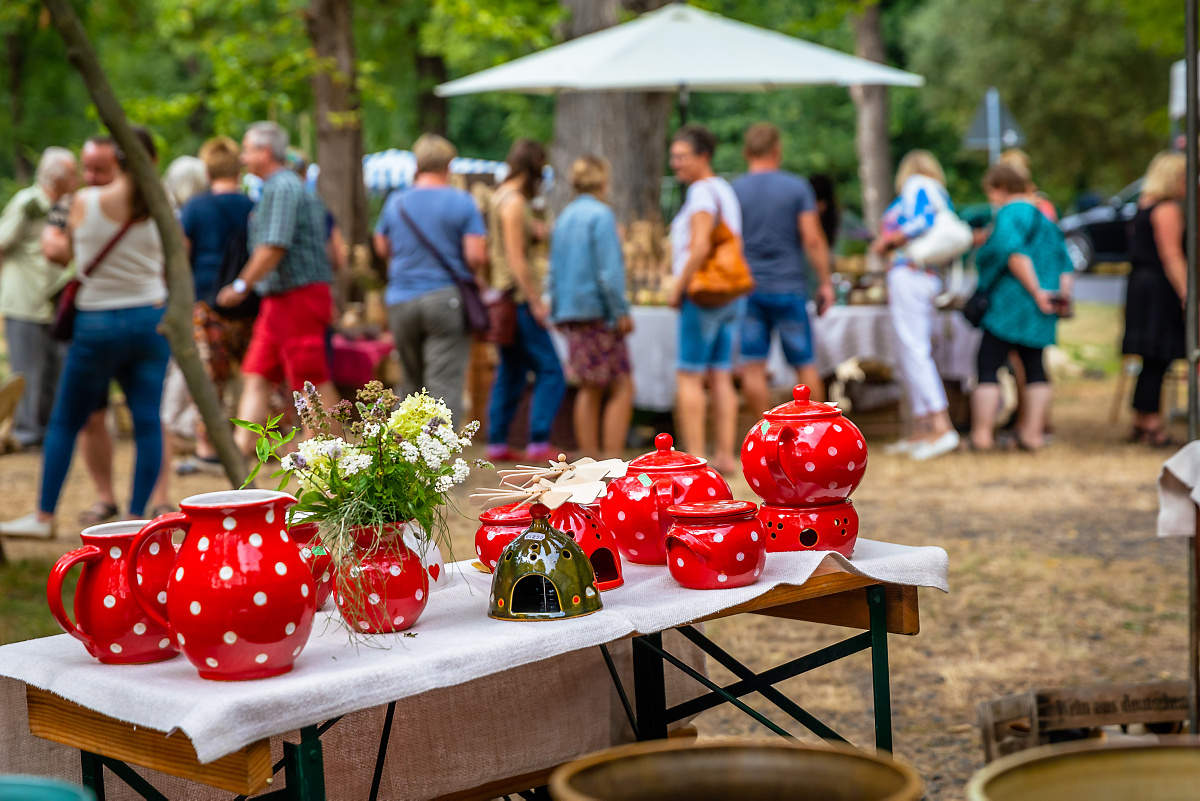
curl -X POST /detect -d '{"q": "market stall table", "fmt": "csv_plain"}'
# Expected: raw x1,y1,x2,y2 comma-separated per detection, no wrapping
597,305,981,412
0,540,947,800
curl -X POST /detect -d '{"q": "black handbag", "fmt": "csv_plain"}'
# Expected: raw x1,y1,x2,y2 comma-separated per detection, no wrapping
397,203,489,334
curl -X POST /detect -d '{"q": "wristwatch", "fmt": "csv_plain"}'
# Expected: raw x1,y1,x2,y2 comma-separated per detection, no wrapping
231,278,247,295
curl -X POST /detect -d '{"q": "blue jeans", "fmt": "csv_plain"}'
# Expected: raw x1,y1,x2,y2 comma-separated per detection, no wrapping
40,305,170,517
488,303,566,445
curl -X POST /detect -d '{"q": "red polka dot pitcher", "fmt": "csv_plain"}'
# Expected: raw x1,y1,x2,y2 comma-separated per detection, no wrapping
600,433,733,565
741,386,867,556
47,520,180,664
127,490,317,681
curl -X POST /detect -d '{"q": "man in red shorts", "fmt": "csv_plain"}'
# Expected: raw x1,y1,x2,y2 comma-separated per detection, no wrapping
216,121,337,452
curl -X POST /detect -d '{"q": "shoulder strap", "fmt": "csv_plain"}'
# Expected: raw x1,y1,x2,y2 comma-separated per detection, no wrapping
81,218,135,279
397,199,458,281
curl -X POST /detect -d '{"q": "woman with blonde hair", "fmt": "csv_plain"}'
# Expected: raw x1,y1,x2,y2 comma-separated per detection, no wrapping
547,155,634,458
871,149,961,460
1121,151,1187,446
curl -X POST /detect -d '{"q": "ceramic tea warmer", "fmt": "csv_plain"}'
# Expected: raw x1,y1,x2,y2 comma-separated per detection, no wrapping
740,385,866,557
665,500,767,590
549,502,624,591
489,504,603,621
600,433,733,565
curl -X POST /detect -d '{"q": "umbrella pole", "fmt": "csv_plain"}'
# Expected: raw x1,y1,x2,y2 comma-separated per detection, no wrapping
1187,0,1199,737
678,85,689,126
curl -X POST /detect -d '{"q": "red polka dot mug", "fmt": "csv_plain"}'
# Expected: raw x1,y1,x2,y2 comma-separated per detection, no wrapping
599,433,733,565
47,520,180,664
127,490,317,681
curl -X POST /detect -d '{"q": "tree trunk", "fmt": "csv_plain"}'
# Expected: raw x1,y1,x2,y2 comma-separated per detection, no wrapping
305,0,369,252
41,0,248,488
416,53,448,136
849,2,891,239
547,0,672,225
7,30,32,183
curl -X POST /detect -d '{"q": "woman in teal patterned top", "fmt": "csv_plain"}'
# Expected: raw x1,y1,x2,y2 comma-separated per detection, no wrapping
970,163,1072,451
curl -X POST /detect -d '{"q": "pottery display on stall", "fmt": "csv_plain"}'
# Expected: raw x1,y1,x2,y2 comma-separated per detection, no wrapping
741,385,866,556
333,524,429,634
127,490,317,681
489,504,602,621
664,500,767,590
47,520,180,664
289,513,333,609
549,502,624,591
475,502,534,572
600,433,733,565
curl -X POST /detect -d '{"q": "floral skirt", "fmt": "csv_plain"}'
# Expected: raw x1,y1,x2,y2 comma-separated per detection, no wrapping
560,320,630,388
193,301,254,394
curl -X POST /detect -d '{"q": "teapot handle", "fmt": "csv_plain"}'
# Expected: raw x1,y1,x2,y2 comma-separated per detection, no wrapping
126,512,191,635
653,478,679,537
762,424,799,493
47,545,103,651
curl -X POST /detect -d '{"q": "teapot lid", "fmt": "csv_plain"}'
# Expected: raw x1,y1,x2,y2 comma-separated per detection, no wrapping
479,501,534,524
764,385,842,422
628,433,707,471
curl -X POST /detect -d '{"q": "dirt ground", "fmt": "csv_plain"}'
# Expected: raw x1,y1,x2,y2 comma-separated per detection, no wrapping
0,303,1189,798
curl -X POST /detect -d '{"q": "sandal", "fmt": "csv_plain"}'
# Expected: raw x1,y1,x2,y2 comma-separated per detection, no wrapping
78,501,119,527
1126,425,1147,444
148,504,177,518
1140,428,1177,449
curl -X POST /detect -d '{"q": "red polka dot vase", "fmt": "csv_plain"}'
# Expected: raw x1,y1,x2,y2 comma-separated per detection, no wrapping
47,520,180,664
599,433,733,565
127,490,317,681
332,524,429,634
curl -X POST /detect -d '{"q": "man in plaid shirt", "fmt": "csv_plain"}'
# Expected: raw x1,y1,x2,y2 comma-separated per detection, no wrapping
217,121,338,449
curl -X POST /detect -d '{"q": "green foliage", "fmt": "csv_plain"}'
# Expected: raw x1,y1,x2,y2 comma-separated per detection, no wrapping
0,559,75,646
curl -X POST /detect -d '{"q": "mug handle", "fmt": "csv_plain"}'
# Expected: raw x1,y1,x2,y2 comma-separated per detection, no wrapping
47,545,103,649
666,532,715,562
126,512,191,635
762,424,799,493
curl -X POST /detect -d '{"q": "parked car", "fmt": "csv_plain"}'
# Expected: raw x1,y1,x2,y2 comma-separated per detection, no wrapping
1058,179,1142,272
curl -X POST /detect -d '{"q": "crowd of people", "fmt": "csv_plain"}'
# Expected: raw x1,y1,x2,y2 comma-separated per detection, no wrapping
0,117,1186,538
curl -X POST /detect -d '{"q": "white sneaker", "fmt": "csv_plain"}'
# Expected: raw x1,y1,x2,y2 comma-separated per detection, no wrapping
883,439,918,455
0,512,55,539
910,431,961,462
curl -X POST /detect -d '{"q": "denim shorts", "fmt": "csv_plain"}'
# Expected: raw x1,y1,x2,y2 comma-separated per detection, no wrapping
739,291,814,367
677,297,743,373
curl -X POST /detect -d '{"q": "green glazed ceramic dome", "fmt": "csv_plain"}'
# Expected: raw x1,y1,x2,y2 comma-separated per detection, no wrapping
489,504,603,621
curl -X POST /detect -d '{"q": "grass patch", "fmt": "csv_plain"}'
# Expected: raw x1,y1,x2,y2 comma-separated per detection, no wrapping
1,559,74,646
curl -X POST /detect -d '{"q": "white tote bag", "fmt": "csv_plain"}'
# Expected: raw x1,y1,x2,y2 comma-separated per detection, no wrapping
906,208,974,267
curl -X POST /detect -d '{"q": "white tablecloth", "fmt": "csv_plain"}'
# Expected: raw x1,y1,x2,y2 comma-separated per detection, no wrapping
0,540,947,798
561,305,981,412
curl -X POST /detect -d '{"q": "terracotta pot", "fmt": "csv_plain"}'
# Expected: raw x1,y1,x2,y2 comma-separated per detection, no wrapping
334,524,429,634
47,520,179,664
475,502,533,572
549,502,624,591
759,501,857,557
289,515,332,610
741,385,867,507
600,434,733,565
127,490,317,681
664,500,766,590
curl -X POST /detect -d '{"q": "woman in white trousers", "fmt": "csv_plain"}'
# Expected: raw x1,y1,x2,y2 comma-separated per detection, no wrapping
871,151,960,461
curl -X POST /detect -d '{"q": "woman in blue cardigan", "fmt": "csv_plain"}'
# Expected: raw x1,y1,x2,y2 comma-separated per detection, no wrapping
547,156,634,458
970,162,1072,451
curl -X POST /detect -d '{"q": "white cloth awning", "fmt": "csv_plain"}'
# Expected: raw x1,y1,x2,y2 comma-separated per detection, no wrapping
437,4,922,97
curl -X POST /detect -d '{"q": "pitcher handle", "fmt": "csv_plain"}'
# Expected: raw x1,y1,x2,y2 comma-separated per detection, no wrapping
47,545,103,649
762,424,798,494
126,512,191,635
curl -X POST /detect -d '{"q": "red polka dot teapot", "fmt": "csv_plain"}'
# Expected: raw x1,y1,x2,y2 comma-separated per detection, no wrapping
127,490,317,681
600,433,733,565
741,386,867,556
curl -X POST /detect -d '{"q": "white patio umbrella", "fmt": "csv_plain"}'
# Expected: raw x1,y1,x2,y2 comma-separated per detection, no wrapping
436,2,922,118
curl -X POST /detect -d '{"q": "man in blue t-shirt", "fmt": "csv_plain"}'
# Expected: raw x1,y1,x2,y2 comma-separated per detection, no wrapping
733,122,834,412
373,133,487,425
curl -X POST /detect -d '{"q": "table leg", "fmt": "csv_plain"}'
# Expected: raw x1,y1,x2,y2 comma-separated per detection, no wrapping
369,701,397,801
632,632,668,741
868,585,893,754
281,725,326,801
80,750,105,801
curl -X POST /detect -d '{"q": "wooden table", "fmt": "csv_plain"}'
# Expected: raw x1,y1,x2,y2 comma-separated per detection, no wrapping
24,571,919,800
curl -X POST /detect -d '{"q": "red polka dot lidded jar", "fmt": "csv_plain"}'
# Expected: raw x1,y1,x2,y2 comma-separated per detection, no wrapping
741,385,866,557
125,490,317,681
599,433,733,565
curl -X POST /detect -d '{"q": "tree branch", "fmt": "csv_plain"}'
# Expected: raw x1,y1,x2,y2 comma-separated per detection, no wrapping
42,0,248,487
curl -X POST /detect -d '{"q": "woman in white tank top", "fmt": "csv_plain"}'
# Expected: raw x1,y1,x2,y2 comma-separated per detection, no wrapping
1,127,172,538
